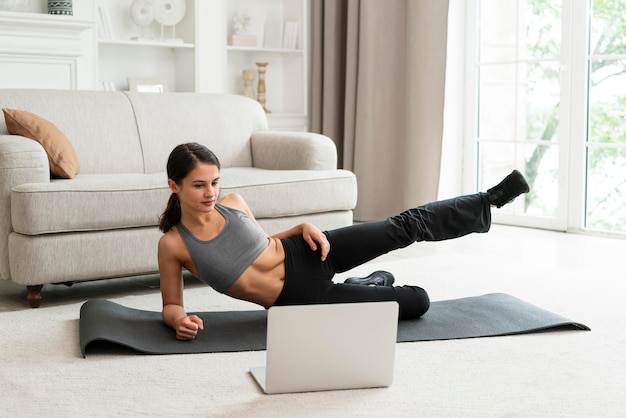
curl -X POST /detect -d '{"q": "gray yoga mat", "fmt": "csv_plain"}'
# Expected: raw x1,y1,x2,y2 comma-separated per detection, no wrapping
79,293,590,357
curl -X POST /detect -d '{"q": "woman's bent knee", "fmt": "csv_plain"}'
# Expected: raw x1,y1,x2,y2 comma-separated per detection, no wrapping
398,285,430,320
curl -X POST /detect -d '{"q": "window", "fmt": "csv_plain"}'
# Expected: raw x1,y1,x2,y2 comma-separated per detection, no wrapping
586,0,626,233
466,0,626,235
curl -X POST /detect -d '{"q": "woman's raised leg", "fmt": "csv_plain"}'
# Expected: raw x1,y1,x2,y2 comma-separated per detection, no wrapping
325,192,491,273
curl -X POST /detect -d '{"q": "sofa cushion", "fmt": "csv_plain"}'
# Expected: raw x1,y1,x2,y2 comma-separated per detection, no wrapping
125,92,268,173
11,169,357,235
11,173,170,235
0,90,145,174
219,168,357,218
2,108,80,178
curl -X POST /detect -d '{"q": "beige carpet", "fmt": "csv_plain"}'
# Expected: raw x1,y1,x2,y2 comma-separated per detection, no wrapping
1,225,625,417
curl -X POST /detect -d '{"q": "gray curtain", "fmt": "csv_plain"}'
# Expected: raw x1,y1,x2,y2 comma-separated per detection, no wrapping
311,0,450,221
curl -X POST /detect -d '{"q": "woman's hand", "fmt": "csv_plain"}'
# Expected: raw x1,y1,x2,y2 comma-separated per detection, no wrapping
268,220,330,261
174,315,204,341
302,223,330,261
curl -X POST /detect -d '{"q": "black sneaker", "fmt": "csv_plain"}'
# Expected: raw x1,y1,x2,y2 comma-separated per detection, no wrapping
344,270,395,286
487,170,530,208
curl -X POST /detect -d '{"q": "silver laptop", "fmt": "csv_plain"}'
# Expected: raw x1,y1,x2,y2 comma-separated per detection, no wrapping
250,301,399,394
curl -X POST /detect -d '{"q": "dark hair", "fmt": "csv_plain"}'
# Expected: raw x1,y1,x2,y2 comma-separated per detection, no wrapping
159,143,221,233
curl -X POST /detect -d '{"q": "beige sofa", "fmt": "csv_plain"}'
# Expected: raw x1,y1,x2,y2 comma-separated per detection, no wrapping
0,89,357,307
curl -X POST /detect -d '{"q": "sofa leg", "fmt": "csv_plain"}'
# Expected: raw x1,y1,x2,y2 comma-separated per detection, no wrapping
26,285,43,308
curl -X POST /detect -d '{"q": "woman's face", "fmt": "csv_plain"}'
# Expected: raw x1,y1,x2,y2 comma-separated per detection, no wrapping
171,162,220,213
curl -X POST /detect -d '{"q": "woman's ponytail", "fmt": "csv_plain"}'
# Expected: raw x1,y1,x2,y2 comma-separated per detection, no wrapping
159,193,181,233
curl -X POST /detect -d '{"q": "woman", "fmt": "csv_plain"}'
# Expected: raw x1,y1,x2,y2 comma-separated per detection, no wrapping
158,143,529,340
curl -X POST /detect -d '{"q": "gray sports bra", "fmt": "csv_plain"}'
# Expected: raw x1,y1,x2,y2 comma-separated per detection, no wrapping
176,204,269,293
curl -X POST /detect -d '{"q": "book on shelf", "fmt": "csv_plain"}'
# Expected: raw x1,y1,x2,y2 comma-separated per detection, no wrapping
282,21,298,50
264,20,299,50
101,81,116,91
97,6,112,40
263,20,283,49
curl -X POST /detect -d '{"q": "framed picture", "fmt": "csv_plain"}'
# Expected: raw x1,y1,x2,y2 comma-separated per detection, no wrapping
128,78,168,93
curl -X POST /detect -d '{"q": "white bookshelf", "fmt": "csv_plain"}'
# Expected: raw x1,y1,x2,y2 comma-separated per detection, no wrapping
94,0,198,93
220,0,309,130
0,0,310,130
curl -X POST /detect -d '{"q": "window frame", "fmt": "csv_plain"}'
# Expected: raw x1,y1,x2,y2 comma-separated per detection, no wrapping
463,0,620,235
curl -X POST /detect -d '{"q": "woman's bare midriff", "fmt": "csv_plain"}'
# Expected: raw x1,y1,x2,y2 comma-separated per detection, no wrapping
224,237,286,308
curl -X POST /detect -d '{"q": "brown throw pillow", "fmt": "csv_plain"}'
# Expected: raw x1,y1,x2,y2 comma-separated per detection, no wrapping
3,108,80,178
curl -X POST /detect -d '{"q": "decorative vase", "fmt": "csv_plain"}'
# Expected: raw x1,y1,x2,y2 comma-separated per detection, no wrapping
47,1,73,16
256,62,271,113
242,69,256,99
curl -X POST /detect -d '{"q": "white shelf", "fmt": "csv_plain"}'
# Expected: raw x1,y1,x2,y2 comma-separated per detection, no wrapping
95,0,197,92
0,1,310,130
0,11,93,38
221,0,309,130
0,1,310,122
227,46,304,55
99,39,194,49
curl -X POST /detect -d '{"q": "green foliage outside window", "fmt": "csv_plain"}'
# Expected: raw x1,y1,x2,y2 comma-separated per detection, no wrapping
512,0,626,231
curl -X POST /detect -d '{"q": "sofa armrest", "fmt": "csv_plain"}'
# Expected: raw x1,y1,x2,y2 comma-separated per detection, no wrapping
0,135,50,280
0,135,50,181
250,131,338,170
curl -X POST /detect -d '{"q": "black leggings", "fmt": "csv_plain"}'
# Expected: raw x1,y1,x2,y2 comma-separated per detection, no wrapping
273,192,492,320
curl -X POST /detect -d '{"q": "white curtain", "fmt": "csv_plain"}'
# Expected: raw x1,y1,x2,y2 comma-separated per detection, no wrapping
438,0,466,199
